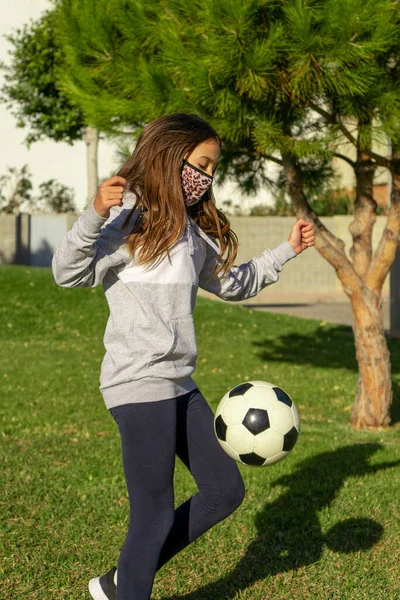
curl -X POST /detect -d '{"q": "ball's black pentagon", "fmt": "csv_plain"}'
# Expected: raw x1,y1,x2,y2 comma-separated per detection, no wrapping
239,452,265,466
273,386,293,407
215,415,227,441
229,382,254,398
283,426,299,451
242,408,270,435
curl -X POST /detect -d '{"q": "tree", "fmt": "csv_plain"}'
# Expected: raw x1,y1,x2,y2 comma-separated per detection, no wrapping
276,0,400,429
0,9,99,210
55,0,400,429
0,164,75,214
0,165,33,214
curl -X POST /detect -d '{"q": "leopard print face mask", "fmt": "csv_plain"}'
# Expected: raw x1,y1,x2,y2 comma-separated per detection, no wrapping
181,159,213,207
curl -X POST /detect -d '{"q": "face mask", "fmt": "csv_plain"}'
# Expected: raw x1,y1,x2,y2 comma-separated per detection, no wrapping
181,159,213,207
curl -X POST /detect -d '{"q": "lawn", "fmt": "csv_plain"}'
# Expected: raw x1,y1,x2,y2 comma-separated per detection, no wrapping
1,264,400,600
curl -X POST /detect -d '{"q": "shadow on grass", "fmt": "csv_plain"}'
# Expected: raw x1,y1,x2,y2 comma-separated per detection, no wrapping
253,326,400,425
253,324,354,371
163,443,400,600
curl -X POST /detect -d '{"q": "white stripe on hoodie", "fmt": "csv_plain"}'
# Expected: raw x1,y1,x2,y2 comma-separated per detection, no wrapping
51,190,297,409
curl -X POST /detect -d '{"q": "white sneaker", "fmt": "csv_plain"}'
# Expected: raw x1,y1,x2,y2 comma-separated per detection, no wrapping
88,566,117,600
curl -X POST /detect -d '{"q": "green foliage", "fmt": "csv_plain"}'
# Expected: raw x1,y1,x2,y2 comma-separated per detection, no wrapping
251,190,387,217
310,190,356,217
36,179,76,214
51,0,400,252
250,193,296,217
55,0,400,204
249,187,387,217
310,190,386,217
0,165,33,214
0,10,86,146
0,164,76,214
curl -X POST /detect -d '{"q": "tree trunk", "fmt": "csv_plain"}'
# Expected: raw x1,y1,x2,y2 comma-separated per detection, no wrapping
84,126,99,210
388,150,400,338
348,152,377,277
282,149,394,429
349,286,392,428
347,143,392,427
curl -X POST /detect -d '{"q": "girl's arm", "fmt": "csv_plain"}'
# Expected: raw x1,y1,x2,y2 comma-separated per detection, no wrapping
199,239,297,301
51,194,135,288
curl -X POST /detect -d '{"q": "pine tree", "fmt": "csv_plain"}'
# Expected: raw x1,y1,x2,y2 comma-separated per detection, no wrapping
274,0,400,428
56,0,400,429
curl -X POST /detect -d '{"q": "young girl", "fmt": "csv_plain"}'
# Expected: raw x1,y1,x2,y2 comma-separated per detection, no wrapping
52,113,315,600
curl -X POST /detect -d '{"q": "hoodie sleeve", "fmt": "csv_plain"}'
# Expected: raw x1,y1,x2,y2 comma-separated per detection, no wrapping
198,239,297,301
51,195,135,289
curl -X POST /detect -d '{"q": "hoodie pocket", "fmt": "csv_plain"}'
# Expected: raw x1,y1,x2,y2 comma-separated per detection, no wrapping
147,315,197,369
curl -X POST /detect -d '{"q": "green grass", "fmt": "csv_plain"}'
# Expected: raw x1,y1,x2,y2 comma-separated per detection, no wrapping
1,264,400,600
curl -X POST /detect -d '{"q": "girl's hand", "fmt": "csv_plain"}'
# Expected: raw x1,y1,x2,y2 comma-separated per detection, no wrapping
288,219,315,255
93,176,128,219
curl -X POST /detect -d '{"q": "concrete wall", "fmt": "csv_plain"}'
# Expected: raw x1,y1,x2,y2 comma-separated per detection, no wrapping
0,213,30,265
199,215,390,305
0,212,391,303
0,212,76,268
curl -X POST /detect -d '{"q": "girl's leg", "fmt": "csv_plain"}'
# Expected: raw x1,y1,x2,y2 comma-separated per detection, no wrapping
156,388,245,570
109,397,178,600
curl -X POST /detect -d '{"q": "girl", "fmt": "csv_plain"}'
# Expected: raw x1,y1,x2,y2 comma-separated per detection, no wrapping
51,113,315,600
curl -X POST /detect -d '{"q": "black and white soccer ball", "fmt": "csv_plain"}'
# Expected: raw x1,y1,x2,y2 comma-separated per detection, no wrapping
214,380,300,467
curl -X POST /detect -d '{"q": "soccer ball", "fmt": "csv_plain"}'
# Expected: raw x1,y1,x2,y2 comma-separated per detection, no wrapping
214,380,300,467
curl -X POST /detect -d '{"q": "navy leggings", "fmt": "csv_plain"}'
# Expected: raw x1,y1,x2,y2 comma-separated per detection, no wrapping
109,387,245,600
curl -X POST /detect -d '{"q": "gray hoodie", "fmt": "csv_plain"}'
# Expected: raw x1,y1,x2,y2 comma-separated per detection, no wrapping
51,191,297,409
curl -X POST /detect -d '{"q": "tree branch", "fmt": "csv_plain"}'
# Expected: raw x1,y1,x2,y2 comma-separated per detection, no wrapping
260,153,283,167
309,103,392,170
365,150,391,171
366,207,400,292
309,102,357,144
348,152,377,277
301,192,362,296
333,152,356,168
281,151,359,293
366,161,400,291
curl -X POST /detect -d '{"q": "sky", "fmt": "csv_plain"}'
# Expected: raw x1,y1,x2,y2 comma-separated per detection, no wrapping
0,0,274,214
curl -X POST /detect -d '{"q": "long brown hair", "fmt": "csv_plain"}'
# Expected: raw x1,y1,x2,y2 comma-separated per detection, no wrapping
116,113,238,276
